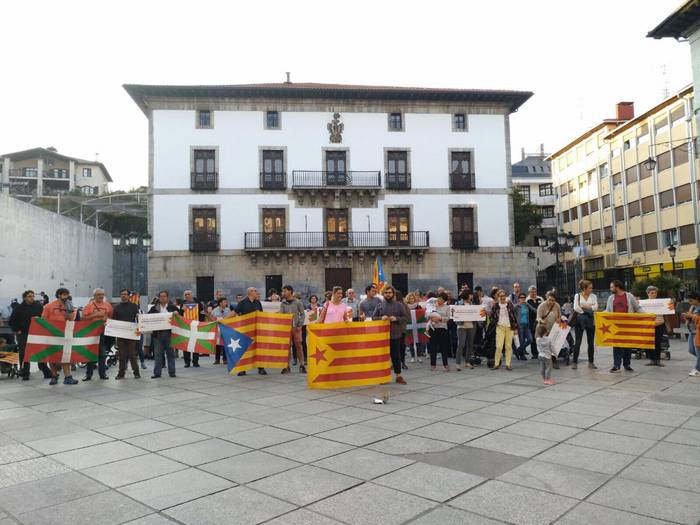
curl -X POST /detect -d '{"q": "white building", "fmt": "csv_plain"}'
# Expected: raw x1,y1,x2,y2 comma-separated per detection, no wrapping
124,81,534,299
511,147,557,244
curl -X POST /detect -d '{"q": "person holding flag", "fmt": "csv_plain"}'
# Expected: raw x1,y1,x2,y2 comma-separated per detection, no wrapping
42,288,79,385
373,285,407,385
234,287,267,376
605,280,641,373
148,290,180,378
219,322,254,374
113,288,142,379
181,290,206,368
359,285,382,321
280,285,306,374
81,288,113,381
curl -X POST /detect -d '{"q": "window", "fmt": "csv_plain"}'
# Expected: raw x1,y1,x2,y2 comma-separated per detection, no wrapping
325,151,347,185
23,167,38,177
615,205,625,222
602,194,611,208
655,115,669,135
192,149,217,190
570,206,578,221
611,146,621,158
261,150,285,189
560,183,568,196
563,210,570,223
676,183,692,204
579,175,586,188
453,113,467,131
539,183,553,196
580,202,589,217
599,162,609,178
388,112,403,131
641,195,655,214
81,186,94,195
46,169,68,179
451,208,477,249
591,229,601,245
657,150,671,172
558,157,566,170
638,123,649,144
326,208,349,247
83,167,92,178
659,189,674,208
662,228,678,247
639,161,653,180
671,104,685,126
680,224,696,245
673,145,689,166
617,238,628,255
388,208,410,246
630,235,643,253
589,198,599,213
645,232,658,251
197,110,212,129
585,139,594,155
604,226,613,242
386,151,410,189
191,208,219,251
518,185,531,201
450,151,474,190
262,208,286,248
612,172,622,186
266,111,280,129
568,180,576,193
623,136,635,151
628,200,640,218
540,206,555,218
625,167,637,184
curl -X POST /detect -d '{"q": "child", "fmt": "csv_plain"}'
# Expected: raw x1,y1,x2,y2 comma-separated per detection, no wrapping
536,324,555,385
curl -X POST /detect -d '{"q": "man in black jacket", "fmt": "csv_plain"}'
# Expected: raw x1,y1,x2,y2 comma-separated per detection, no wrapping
373,285,407,385
234,286,266,376
181,290,206,368
9,290,51,380
148,290,180,378
113,288,141,379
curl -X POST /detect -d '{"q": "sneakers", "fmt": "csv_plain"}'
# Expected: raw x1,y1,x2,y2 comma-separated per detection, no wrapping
169,373,177,378
115,375,125,380
63,376,78,385
396,375,407,385
417,358,423,363
151,375,161,379
49,376,59,385
193,364,200,368
281,367,291,375
409,358,415,363
184,364,190,368
82,376,92,381
610,367,620,373
258,368,267,375
689,369,700,377
624,366,634,372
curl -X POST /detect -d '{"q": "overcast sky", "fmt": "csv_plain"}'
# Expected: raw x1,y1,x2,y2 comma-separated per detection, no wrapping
2,0,691,190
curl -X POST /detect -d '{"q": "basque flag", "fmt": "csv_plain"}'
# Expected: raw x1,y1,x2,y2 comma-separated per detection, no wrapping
219,323,254,373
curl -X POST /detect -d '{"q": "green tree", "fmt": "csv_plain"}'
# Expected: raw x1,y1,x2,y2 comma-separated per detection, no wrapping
631,274,684,298
512,186,543,245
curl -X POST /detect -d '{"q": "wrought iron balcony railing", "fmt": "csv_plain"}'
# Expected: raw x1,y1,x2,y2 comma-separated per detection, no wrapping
189,233,220,252
385,173,411,190
190,172,218,190
244,231,429,250
291,170,381,189
9,168,38,178
451,232,479,250
449,172,476,191
259,171,287,190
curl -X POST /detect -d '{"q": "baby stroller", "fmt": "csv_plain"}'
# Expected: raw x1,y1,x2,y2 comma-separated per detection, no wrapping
0,343,21,379
634,334,671,360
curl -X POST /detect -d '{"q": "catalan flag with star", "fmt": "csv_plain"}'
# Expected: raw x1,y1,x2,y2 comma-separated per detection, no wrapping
306,320,391,389
170,313,218,355
594,312,656,349
182,303,199,321
220,311,293,373
25,318,104,363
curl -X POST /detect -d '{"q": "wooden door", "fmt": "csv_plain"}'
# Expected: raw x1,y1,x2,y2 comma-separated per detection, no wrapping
325,151,347,185
388,208,410,246
262,208,286,247
196,276,215,303
265,275,282,299
326,208,349,247
325,268,352,292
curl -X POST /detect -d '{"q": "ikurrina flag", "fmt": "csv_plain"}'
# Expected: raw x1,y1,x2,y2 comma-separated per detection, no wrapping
220,311,293,373
25,318,104,363
170,314,218,354
594,312,656,349
405,307,429,345
306,320,391,389
182,303,199,321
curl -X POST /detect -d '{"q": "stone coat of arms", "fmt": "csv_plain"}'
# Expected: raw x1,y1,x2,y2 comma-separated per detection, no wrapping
328,113,343,143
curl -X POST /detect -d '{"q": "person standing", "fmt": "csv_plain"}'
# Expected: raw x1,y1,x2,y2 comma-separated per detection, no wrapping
536,324,555,385
514,293,533,360
280,285,306,374
537,291,562,369
235,286,266,376
113,288,141,379
42,288,79,385
455,290,476,371
526,286,543,358
644,286,667,367
373,285,407,384
359,285,382,321
606,280,641,373
82,288,113,381
426,292,451,372
9,290,51,380
572,279,598,370
318,287,351,323
148,290,179,378
210,297,234,365
508,282,522,304
181,290,206,368
683,291,700,377
342,288,360,321
490,289,518,370
404,292,424,363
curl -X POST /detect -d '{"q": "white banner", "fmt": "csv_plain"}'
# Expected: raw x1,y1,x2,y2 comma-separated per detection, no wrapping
262,301,281,313
304,309,319,325
104,319,140,340
548,323,570,357
639,298,674,316
138,312,172,332
450,305,486,322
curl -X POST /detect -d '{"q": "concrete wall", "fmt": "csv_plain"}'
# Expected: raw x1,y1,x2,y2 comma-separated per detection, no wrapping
0,194,113,298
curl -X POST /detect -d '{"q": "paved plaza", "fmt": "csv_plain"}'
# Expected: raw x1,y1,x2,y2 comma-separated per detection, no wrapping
0,340,699,525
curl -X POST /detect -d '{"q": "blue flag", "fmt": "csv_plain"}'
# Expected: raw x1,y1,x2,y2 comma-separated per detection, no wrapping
219,323,254,372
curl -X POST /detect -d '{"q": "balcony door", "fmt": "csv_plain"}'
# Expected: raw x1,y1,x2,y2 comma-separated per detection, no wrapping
386,151,409,189
192,208,218,251
262,150,284,189
262,208,286,248
451,207,476,248
325,151,347,186
193,149,216,189
326,208,348,247
388,208,410,246
450,151,473,190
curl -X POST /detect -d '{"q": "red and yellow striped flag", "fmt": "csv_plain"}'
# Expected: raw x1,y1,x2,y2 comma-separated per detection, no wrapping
306,320,391,389
221,311,293,372
129,292,140,305
595,312,656,349
182,303,199,321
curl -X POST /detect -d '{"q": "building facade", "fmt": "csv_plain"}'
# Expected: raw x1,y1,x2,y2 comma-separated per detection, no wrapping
512,146,556,244
125,82,534,299
549,88,700,290
0,147,112,199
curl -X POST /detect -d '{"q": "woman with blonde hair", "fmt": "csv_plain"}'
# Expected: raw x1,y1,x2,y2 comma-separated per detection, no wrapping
404,292,423,363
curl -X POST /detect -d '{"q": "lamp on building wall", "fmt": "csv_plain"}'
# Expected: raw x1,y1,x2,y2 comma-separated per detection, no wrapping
643,156,656,172
127,232,139,246
643,137,697,173
112,234,123,247
141,234,152,248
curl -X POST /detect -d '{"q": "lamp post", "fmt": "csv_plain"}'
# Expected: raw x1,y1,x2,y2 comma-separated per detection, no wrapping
538,229,576,296
667,244,677,278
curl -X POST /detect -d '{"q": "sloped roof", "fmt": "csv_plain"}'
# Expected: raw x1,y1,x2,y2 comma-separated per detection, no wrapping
648,0,700,38
1,147,112,182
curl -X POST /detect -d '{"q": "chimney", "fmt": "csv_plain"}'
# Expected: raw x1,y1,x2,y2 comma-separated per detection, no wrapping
521,147,525,161
285,72,291,84
616,101,634,121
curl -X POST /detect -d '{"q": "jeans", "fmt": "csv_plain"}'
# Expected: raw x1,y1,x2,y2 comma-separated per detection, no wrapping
539,355,552,380
429,328,449,367
649,325,665,362
17,332,52,378
494,324,514,368
574,324,595,363
529,322,539,357
85,335,110,378
389,337,402,375
517,324,532,355
456,327,476,365
612,347,632,369
183,351,199,365
152,332,176,377
688,335,700,371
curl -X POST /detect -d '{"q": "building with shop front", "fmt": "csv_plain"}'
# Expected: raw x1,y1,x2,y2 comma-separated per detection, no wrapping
124,81,534,299
549,87,699,292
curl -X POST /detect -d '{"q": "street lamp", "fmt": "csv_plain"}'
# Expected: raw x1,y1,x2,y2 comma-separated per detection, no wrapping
539,228,576,297
127,232,139,246
667,244,677,277
141,234,152,248
112,234,123,247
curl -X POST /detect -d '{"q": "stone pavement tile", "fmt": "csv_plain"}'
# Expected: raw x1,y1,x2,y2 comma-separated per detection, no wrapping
392,391,448,405
270,414,348,435
285,400,343,415
0,457,70,489
118,468,233,510
663,428,700,446
313,448,413,480
154,409,222,427
19,490,152,525
98,420,173,439
317,423,398,446
367,434,455,455
498,459,609,499
184,417,261,437
409,506,505,525
635,400,700,416
201,450,300,483
220,425,304,449
25,430,113,455
366,400,424,414
554,400,622,417
530,410,607,429
158,438,249,466
0,471,106,515
73,410,145,429
527,388,583,402
682,416,700,430
125,428,208,452
504,420,581,442
205,401,264,418
0,400,20,410
475,403,544,420
408,422,490,444
265,436,354,463
567,430,655,455
467,431,558,458
235,406,307,425
4,418,80,442
164,486,295,525
486,383,539,395
320,406,384,424
123,515,181,525
50,441,148,469
555,501,675,525
619,457,700,493
645,441,700,467
458,390,515,402
0,443,41,463
450,480,578,525
396,405,464,421
249,465,361,506
411,445,527,479
429,397,492,412
264,508,344,525
82,453,186,488
590,419,674,441
249,394,307,408
536,443,636,474
0,407,40,421
364,414,434,432
616,408,690,428
588,478,700,524
373,462,484,502
446,412,519,430
309,483,436,525
502,394,564,410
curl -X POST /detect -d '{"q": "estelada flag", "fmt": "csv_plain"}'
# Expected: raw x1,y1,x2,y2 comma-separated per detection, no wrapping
182,303,199,321
221,311,293,372
0,348,19,365
372,257,386,294
595,312,656,349
306,320,391,389
25,318,104,363
129,292,140,305
170,313,218,354
405,307,428,345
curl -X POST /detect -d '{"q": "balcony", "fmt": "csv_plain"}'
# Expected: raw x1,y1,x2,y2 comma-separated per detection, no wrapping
44,169,69,179
189,233,220,252
190,172,218,190
9,168,38,178
449,172,476,191
451,232,479,250
291,170,381,206
259,172,286,190
385,173,411,190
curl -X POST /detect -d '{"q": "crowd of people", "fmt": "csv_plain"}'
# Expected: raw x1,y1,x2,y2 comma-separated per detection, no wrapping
4,278,700,387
